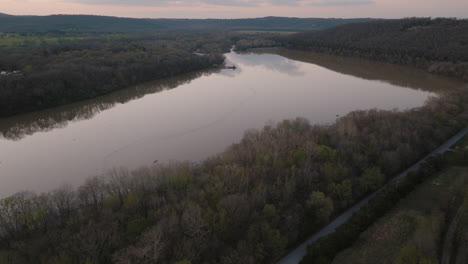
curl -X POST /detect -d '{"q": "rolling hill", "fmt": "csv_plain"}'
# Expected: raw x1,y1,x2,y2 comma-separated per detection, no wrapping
0,14,371,32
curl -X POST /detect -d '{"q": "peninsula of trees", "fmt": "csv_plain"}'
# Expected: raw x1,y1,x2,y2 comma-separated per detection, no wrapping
0,32,228,116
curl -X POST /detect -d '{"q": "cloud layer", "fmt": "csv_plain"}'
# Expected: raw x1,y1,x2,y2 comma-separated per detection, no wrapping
66,0,375,7
2,0,467,19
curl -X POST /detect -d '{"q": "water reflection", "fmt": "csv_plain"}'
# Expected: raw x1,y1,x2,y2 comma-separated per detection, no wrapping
217,63,242,78
261,49,464,92
228,52,305,76
0,69,217,141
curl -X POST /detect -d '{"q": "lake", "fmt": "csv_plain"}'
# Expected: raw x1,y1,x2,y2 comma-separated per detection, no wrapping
0,49,463,197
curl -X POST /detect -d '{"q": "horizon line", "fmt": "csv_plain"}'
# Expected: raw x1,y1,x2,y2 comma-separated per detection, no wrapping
2,13,462,20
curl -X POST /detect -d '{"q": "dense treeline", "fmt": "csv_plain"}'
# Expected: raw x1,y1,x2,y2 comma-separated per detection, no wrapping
300,154,451,264
0,32,230,116
234,38,280,51
283,18,468,81
0,87,466,263
302,143,468,264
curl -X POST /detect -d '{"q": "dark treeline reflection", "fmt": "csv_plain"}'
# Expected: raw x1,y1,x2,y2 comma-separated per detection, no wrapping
0,69,217,141
253,49,465,92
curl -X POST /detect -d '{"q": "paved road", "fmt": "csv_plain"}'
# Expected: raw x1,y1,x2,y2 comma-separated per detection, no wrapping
277,127,468,264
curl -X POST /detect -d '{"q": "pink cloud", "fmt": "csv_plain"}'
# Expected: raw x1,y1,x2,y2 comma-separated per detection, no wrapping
0,0,466,18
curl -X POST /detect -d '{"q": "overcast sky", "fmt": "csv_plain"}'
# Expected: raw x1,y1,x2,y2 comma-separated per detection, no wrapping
1,0,467,18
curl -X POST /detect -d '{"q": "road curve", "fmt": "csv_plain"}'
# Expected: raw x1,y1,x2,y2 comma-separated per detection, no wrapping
277,127,468,264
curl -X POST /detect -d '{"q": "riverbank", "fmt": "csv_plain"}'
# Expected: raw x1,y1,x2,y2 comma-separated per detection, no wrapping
0,32,229,117
0,53,225,117
282,18,468,82
240,44,468,83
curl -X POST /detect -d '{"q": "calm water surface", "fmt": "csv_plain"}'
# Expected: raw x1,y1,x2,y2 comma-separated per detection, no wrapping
0,50,464,196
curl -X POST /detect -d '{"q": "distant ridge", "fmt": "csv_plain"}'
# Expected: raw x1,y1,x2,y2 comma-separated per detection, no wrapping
0,13,13,17
0,14,372,32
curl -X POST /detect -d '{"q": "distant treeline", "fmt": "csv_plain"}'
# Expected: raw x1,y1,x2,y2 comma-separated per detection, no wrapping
0,14,371,33
283,18,468,81
0,32,230,116
0,87,466,263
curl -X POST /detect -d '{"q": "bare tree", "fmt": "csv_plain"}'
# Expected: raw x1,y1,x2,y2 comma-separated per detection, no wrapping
113,225,166,264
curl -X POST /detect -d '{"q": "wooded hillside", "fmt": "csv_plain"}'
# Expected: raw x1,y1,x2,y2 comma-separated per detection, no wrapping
0,15,370,33
284,18,468,80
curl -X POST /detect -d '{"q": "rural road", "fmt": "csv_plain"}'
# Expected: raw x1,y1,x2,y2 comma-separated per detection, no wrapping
277,126,468,264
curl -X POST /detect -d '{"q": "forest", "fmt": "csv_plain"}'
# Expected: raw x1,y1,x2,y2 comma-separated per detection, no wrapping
0,32,231,116
282,18,468,81
302,133,468,264
0,86,466,263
